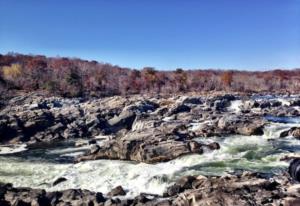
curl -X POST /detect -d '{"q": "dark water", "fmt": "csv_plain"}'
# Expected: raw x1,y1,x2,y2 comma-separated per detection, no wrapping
265,115,300,124
0,140,87,164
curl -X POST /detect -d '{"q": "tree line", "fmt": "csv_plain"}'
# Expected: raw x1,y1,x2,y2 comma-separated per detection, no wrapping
0,53,300,97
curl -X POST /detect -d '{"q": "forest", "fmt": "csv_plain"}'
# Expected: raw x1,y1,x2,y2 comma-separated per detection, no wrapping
1,53,300,97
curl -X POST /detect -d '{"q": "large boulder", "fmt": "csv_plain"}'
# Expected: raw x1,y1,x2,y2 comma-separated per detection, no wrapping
289,158,300,182
280,127,300,139
76,127,209,163
291,128,300,139
217,115,264,136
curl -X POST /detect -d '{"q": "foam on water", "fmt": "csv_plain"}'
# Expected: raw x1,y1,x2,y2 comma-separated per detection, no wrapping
0,144,27,154
0,118,299,197
228,100,243,113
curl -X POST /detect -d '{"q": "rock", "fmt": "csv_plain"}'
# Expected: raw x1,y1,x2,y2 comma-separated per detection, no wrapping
104,198,119,206
191,175,209,189
165,184,181,196
182,97,202,105
165,176,197,197
90,144,100,154
236,123,264,136
0,171,296,206
280,130,290,138
259,101,271,109
88,139,97,145
188,141,203,153
108,109,136,131
280,127,300,139
132,194,150,204
52,177,67,186
131,114,161,132
76,128,206,164
132,100,159,113
167,103,191,116
175,176,196,189
286,184,300,197
289,158,300,182
218,115,264,136
214,100,229,111
107,186,126,196
207,142,220,150
291,99,300,106
291,128,300,139
170,173,285,206
271,101,282,107
283,197,300,206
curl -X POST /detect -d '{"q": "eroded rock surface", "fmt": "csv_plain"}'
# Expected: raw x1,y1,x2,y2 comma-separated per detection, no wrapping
1,172,300,206
1,93,300,164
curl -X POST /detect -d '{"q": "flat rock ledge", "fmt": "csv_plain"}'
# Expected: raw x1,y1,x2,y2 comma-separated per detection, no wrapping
75,128,220,164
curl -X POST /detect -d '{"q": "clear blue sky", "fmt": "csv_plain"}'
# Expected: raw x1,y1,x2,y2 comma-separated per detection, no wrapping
0,0,299,70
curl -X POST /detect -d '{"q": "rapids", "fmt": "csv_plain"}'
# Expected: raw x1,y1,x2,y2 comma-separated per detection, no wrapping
0,120,299,197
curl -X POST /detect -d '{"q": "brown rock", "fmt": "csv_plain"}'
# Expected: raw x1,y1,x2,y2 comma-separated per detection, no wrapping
207,142,220,150
188,141,204,153
291,128,300,139
107,186,126,196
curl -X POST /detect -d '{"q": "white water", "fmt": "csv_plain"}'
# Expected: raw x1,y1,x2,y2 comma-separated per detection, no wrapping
228,100,243,113
0,144,27,154
0,122,298,197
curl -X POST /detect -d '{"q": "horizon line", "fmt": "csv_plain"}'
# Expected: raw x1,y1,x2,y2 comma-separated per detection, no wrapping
1,51,300,72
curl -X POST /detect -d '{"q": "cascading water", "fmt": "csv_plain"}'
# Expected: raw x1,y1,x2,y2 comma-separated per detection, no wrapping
0,119,299,197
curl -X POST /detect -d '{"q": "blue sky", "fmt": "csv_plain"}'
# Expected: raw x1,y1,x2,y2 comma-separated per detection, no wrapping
0,0,299,70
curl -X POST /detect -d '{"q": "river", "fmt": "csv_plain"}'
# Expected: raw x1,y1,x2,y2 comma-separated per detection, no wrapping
0,116,299,197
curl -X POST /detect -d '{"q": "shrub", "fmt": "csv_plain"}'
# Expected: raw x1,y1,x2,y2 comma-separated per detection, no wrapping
2,64,22,80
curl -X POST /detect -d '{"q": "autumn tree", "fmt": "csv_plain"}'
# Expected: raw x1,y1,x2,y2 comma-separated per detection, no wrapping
142,67,158,92
1,53,300,96
174,68,188,91
221,71,233,88
2,63,22,81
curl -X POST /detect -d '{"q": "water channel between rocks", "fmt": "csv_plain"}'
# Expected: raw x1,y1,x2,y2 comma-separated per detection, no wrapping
0,117,299,198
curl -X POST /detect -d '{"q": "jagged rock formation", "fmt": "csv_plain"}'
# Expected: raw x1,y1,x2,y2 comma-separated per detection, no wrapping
1,172,300,206
1,93,300,164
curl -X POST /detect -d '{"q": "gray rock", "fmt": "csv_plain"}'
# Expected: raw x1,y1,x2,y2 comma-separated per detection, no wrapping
167,103,191,116
108,109,136,131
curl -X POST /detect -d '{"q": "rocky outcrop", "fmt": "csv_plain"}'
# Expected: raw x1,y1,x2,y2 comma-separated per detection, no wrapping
280,127,300,139
0,183,106,206
76,126,220,163
1,171,299,206
167,172,296,206
0,94,160,144
217,115,265,136
1,93,300,164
